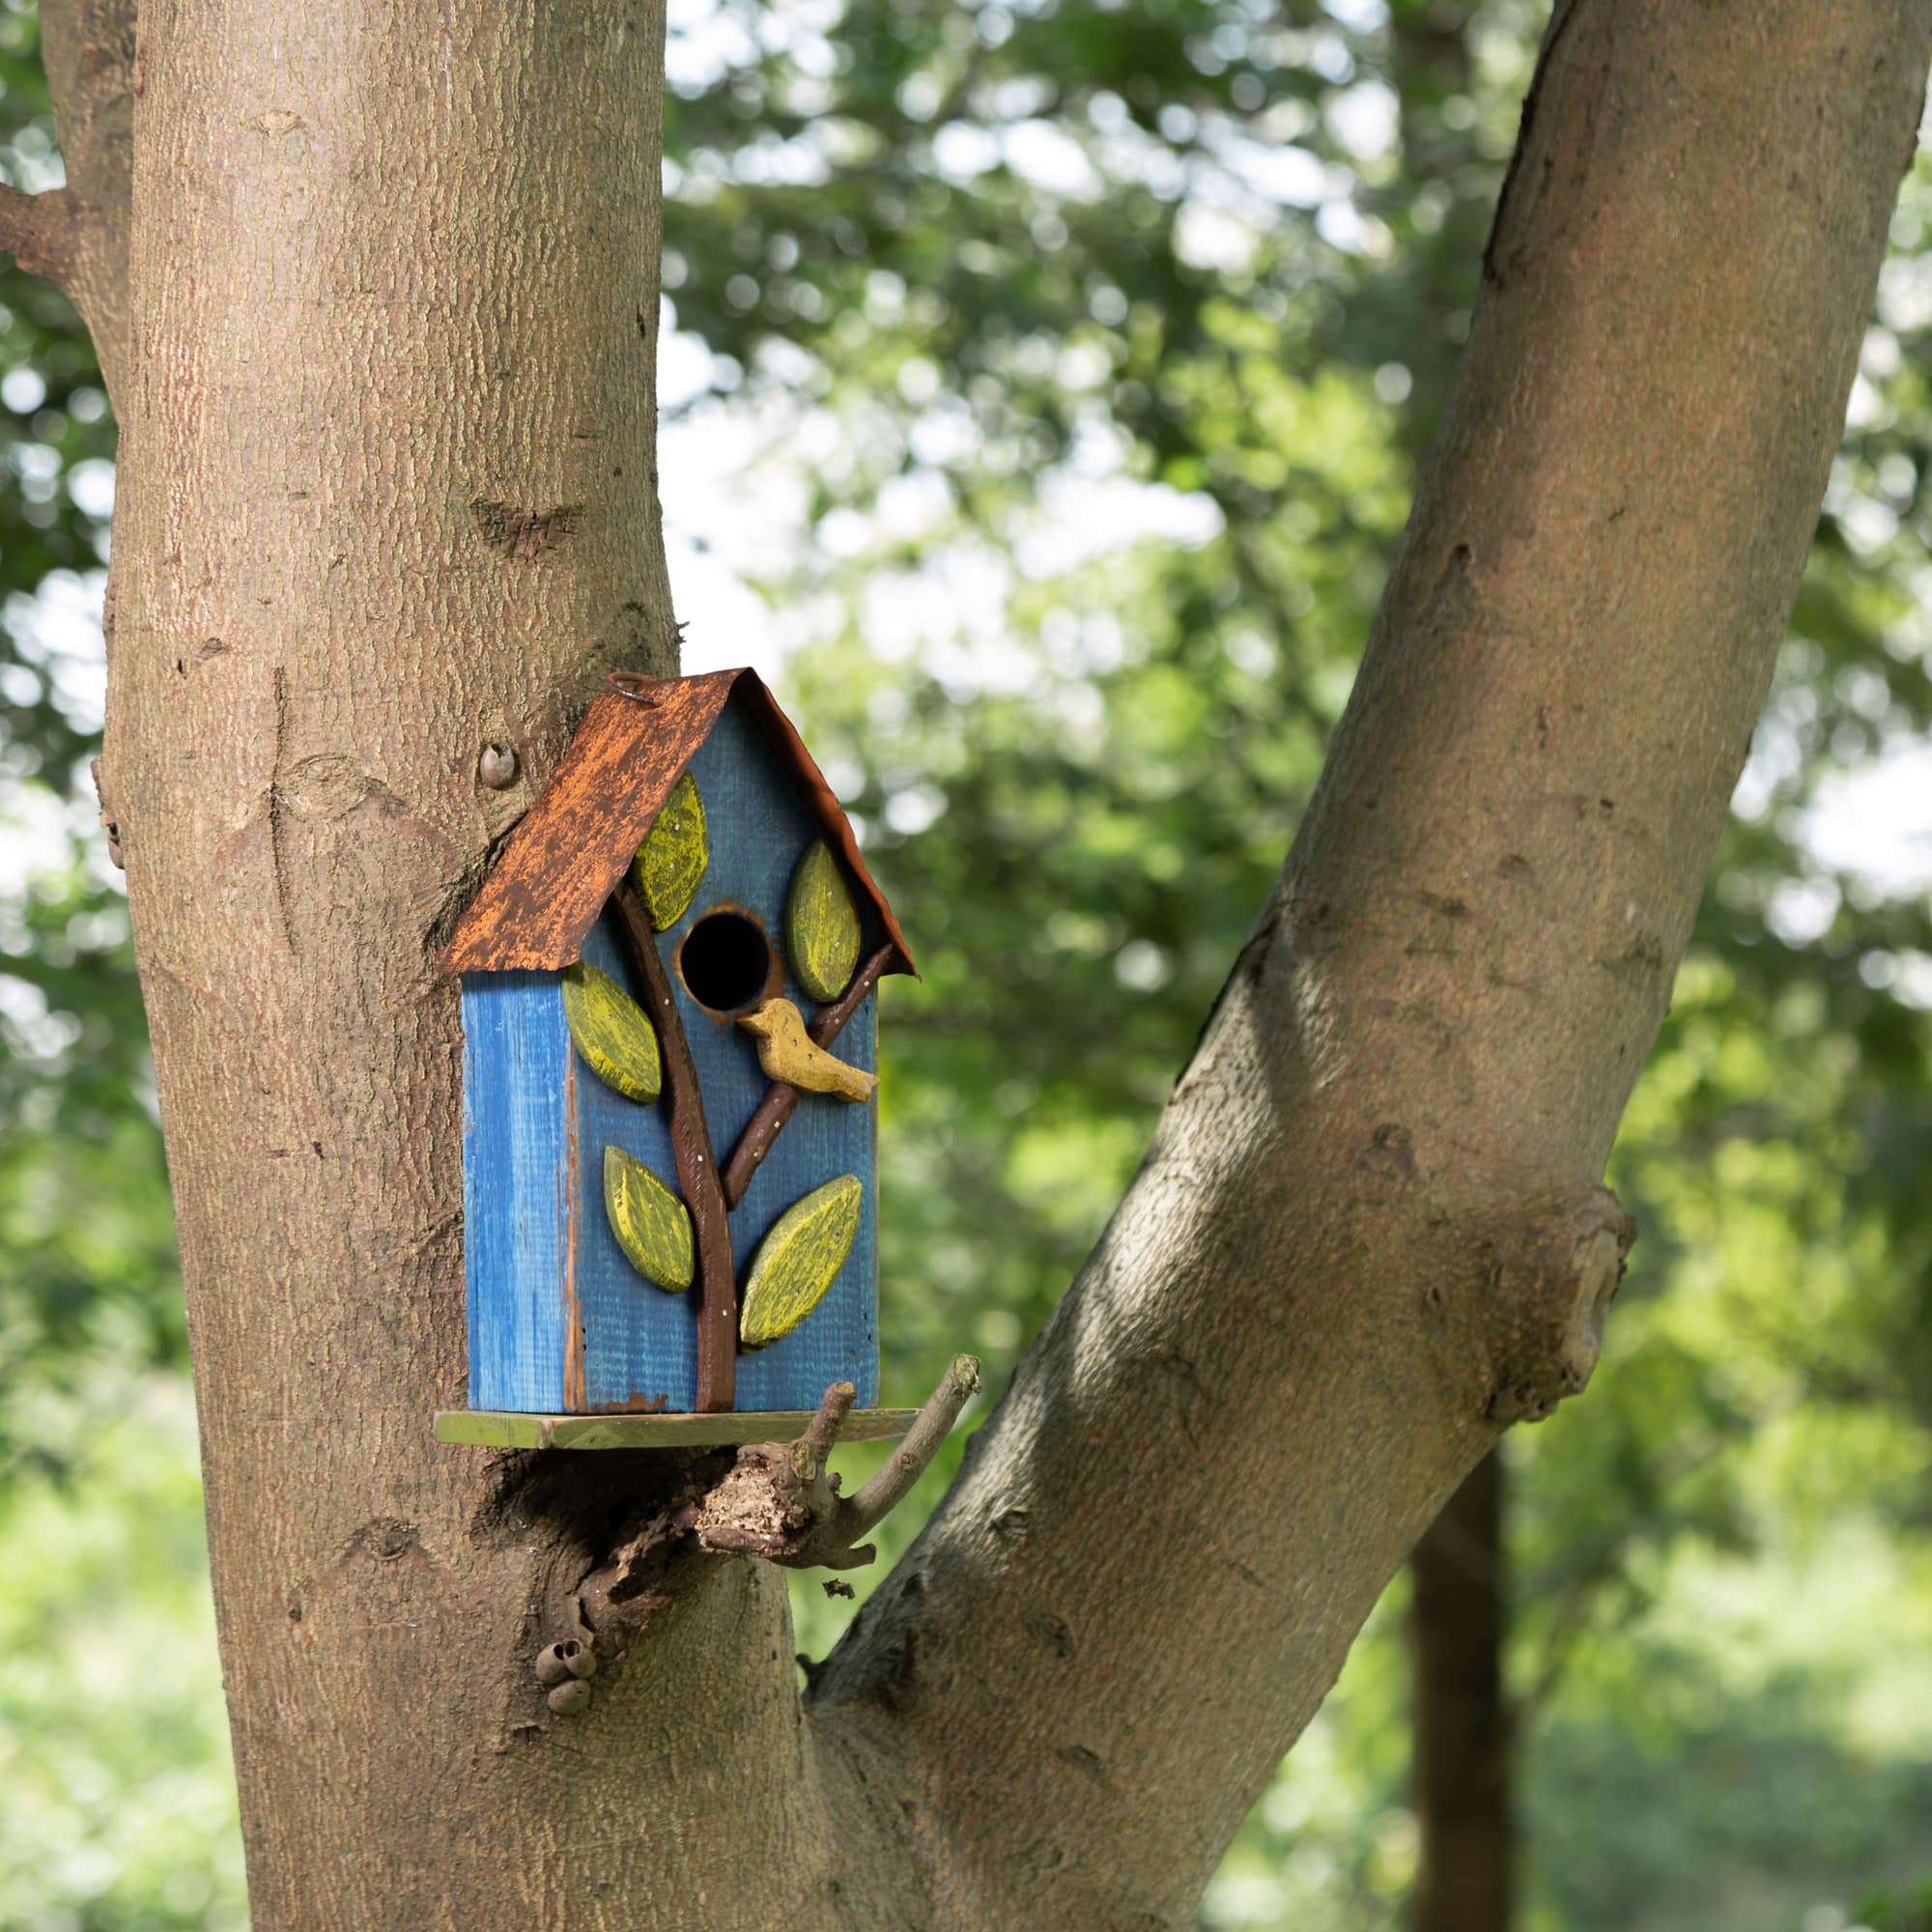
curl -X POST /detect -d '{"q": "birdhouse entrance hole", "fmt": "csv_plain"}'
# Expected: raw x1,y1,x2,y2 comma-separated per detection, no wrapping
679,910,774,1014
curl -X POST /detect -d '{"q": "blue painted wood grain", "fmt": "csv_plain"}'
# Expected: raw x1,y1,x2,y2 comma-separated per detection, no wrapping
458,695,885,1413
572,911,699,1411
576,696,881,1411
460,970,573,1410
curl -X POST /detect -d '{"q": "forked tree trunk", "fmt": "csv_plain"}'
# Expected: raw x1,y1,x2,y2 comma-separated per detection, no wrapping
1412,1453,1511,1932
25,0,1925,1925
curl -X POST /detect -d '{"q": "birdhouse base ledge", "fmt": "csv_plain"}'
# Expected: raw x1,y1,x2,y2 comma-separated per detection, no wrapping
434,1406,921,1451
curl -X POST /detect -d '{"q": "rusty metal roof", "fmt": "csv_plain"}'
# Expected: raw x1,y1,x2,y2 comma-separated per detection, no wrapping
437,669,915,979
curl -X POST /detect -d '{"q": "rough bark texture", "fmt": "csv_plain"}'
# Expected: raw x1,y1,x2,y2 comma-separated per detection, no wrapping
1412,1453,1511,1932
95,5,807,1925
57,0,1930,1927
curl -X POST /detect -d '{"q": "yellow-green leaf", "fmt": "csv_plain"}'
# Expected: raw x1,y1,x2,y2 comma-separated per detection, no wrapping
739,1175,862,1349
561,961,661,1102
633,771,708,930
784,839,860,1003
603,1146,694,1293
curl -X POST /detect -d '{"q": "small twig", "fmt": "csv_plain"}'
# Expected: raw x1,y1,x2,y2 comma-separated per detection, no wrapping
696,1355,981,1572
789,1378,857,1483
841,1354,981,1543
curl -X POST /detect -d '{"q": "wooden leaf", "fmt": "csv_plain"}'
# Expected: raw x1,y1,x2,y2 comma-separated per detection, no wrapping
603,1146,694,1293
739,1175,862,1350
561,961,662,1102
784,839,860,1003
633,770,707,930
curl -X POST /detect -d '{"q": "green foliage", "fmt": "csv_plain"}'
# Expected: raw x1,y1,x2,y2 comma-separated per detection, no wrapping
1861,1880,1932,1932
0,1374,244,1930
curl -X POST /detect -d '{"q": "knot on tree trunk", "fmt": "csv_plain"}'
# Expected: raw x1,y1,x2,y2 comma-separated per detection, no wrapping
1473,1187,1633,1424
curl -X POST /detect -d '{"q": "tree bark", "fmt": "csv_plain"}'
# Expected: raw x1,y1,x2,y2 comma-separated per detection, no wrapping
1412,1453,1511,1932
58,1,1930,1927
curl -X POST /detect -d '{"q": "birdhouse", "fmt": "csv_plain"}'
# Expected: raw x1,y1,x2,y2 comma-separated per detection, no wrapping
432,669,916,1447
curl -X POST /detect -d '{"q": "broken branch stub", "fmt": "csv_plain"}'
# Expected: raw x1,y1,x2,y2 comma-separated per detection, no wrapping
696,1355,981,1572
1480,1188,1634,1424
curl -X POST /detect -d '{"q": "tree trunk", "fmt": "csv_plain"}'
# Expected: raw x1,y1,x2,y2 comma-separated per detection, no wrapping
34,0,1924,1925
1412,1453,1511,1932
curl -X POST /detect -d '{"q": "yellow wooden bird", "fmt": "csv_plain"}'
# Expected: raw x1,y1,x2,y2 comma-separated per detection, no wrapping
736,998,878,1104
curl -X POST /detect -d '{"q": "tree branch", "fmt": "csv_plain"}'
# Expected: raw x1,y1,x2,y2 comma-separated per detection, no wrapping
37,0,135,406
611,879,738,1410
0,184,83,290
695,1356,981,1571
1412,1453,1511,1932
806,5,1932,1923
721,940,893,1208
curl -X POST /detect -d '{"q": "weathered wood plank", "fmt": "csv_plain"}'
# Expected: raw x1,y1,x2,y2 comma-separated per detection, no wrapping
684,702,880,1410
611,880,737,1410
434,1406,921,1449
459,971,573,1411
572,906,702,1412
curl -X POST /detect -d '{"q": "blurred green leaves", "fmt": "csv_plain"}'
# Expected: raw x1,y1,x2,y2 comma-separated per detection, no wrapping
0,1376,244,1931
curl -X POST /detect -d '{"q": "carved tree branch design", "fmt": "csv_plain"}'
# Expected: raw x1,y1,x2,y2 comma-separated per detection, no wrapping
611,880,738,1411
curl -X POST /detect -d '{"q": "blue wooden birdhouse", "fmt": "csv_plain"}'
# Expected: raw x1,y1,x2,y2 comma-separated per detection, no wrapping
432,669,916,1447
